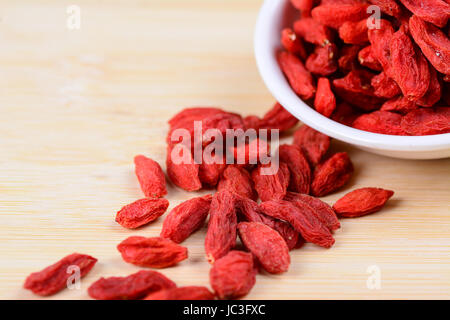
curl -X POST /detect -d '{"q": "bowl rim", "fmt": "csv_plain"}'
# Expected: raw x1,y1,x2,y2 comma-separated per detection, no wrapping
254,0,450,152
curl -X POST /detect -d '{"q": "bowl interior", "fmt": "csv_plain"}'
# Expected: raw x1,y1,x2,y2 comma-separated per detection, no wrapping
254,0,450,159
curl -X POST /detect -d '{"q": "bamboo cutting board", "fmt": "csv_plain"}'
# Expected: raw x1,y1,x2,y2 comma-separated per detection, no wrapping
0,0,449,300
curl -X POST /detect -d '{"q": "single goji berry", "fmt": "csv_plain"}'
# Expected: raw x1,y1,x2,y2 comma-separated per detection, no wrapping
88,270,176,300
117,236,188,268
409,15,450,76
134,155,167,198
198,159,227,187
160,194,212,243
251,162,290,202
278,51,316,100
400,107,450,135
390,27,431,101
260,200,335,248
285,192,341,231
338,45,362,72
311,152,354,197
399,0,450,28
115,198,169,229
235,195,300,250
314,77,337,117
231,137,270,167
358,46,382,71
311,4,369,29
294,17,333,46
306,43,338,76
166,143,202,191
238,222,290,274
333,187,394,217
217,165,256,200
293,125,330,165
205,190,238,263
278,144,311,194
368,0,402,17
339,19,369,44
209,251,256,300
371,72,401,99
281,28,307,59
352,110,406,135
144,286,215,300
258,102,299,133
24,253,97,296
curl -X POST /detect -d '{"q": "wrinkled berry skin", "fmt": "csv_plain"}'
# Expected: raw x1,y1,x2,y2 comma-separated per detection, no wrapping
333,188,394,218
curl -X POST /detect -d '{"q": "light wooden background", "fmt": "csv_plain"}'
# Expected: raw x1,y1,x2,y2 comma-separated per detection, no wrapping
1,0,449,300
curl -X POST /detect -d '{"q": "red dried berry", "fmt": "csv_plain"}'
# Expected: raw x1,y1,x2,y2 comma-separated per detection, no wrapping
358,46,382,71
115,198,169,229
205,190,238,263
333,187,394,217
293,125,330,166
281,28,307,59
400,107,450,135
134,155,167,198
339,19,369,44
314,77,337,117
217,165,256,200
160,195,212,243
294,17,333,46
278,51,316,100
259,102,299,133
88,270,176,300
306,43,338,76
260,200,335,248
199,157,226,187
144,286,215,300
311,4,369,29
166,143,202,191
338,45,361,72
209,251,256,300
238,222,290,274
380,96,418,114
399,0,450,28
371,72,401,99
352,111,406,135
285,192,340,231
368,0,402,17
24,253,97,296
278,144,311,194
311,152,354,197
251,162,291,202
117,236,188,268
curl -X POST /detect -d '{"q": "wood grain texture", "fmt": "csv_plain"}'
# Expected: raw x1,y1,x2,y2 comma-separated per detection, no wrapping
0,0,449,300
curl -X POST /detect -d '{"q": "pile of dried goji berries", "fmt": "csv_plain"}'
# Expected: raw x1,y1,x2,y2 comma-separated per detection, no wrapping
24,103,395,300
281,0,450,135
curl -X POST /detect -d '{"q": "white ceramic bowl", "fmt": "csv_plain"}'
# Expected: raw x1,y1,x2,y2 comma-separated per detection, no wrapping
254,0,450,159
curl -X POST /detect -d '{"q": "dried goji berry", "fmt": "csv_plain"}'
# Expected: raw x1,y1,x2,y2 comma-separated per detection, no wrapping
235,196,300,250
278,51,316,100
358,46,382,71
260,200,335,248
205,190,238,263
88,270,176,300
368,0,402,17
238,222,290,274
231,137,270,166
338,45,361,72
243,115,261,131
380,96,418,114
217,165,256,200
390,27,431,101
117,236,188,268
293,125,330,166
24,253,97,296
333,187,394,217
209,251,256,300
285,192,340,231
160,195,212,243
198,159,227,187
294,17,334,46
251,162,290,202
399,0,450,27
306,43,338,76
278,144,311,194
166,143,202,191
409,15,450,76
311,152,354,197
314,77,337,117
134,155,167,198
371,72,401,99
115,198,169,229
311,4,369,29
144,286,215,300
416,66,442,107
333,69,385,111
368,19,395,72
281,28,307,59
339,19,369,44
258,102,299,133
352,111,406,135
400,107,450,135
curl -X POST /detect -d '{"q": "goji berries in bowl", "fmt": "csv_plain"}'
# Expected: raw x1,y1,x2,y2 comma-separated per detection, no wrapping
254,0,450,159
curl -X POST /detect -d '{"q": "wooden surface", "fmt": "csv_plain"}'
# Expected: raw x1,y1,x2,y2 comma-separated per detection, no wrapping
1,0,449,300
